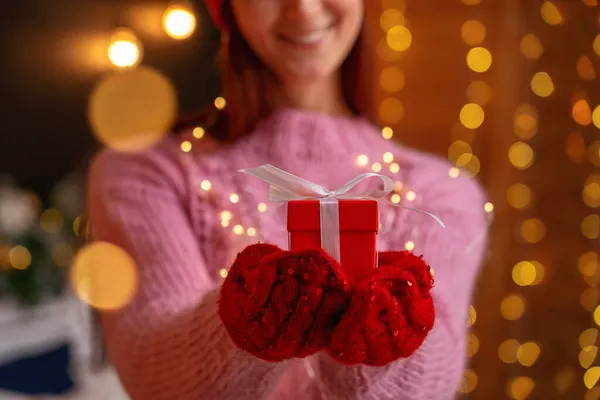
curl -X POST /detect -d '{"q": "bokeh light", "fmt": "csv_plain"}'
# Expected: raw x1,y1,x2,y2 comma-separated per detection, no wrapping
380,66,405,92
71,242,139,310
520,34,543,59
541,1,563,25
531,72,555,97
162,6,196,39
507,376,535,399
88,66,177,152
509,142,534,169
107,28,142,68
460,103,485,129
386,25,412,51
461,20,486,46
466,81,492,105
466,47,492,72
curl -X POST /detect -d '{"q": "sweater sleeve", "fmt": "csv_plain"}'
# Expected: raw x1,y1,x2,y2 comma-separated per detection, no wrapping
315,157,489,400
86,148,285,400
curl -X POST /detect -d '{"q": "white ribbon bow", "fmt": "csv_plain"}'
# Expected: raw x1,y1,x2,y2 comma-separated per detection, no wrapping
240,164,444,261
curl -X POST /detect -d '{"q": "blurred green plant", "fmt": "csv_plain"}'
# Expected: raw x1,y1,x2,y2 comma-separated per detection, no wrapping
0,175,84,306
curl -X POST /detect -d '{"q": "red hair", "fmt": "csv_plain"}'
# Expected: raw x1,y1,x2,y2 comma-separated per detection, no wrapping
174,0,374,142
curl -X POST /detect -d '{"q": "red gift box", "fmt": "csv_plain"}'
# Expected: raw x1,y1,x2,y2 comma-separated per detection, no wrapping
287,199,379,285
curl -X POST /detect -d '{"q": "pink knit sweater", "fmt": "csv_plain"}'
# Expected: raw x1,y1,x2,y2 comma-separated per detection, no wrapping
87,108,488,400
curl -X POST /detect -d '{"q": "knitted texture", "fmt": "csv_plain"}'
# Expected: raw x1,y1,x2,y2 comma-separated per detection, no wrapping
328,251,435,367
218,243,352,362
87,108,488,400
218,244,435,367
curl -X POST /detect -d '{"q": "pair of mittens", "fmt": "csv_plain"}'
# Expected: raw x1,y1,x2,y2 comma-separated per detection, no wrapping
218,244,434,366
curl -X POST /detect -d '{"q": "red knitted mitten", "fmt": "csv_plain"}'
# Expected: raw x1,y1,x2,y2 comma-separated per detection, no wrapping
327,251,435,367
218,243,352,362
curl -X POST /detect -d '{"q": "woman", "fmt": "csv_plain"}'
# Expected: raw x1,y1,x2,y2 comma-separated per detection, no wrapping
87,0,488,398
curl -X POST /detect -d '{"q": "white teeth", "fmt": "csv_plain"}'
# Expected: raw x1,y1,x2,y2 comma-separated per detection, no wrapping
285,30,326,44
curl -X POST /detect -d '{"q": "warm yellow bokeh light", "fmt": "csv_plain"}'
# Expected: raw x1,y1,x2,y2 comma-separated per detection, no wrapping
507,183,533,209
514,104,538,140
9,246,31,270
180,140,192,152
200,180,212,191
386,25,412,52
507,376,535,400
458,369,478,394
448,141,473,165
193,127,205,139
584,367,600,389
580,328,599,349
520,34,543,60
512,261,537,286
71,242,138,310
214,97,226,110
466,81,492,106
461,20,486,46
379,98,404,124
499,339,520,364
405,241,415,251
594,305,600,327
467,333,480,357
501,294,526,320
579,346,598,369
468,304,477,327
107,28,142,68
460,103,485,129
531,72,555,97
380,9,405,32
583,181,600,208
509,142,534,170
581,214,600,239
357,154,369,166
40,209,64,233
520,218,546,243
380,67,405,92
592,105,600,129
382,126,394,139
258,202,268,212
466,47,492,73
541,1,563,25
578,251,598,277
517,342,541,367
594,35,600,56
163,6,196,39
88,66,177,152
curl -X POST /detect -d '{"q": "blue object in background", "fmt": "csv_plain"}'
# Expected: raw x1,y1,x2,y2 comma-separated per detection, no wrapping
0,343,74,395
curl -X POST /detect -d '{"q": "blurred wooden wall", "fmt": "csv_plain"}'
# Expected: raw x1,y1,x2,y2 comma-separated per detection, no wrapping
370,0,600,398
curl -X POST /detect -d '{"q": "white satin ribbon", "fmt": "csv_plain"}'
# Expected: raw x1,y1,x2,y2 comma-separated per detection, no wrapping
240,164,445,261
